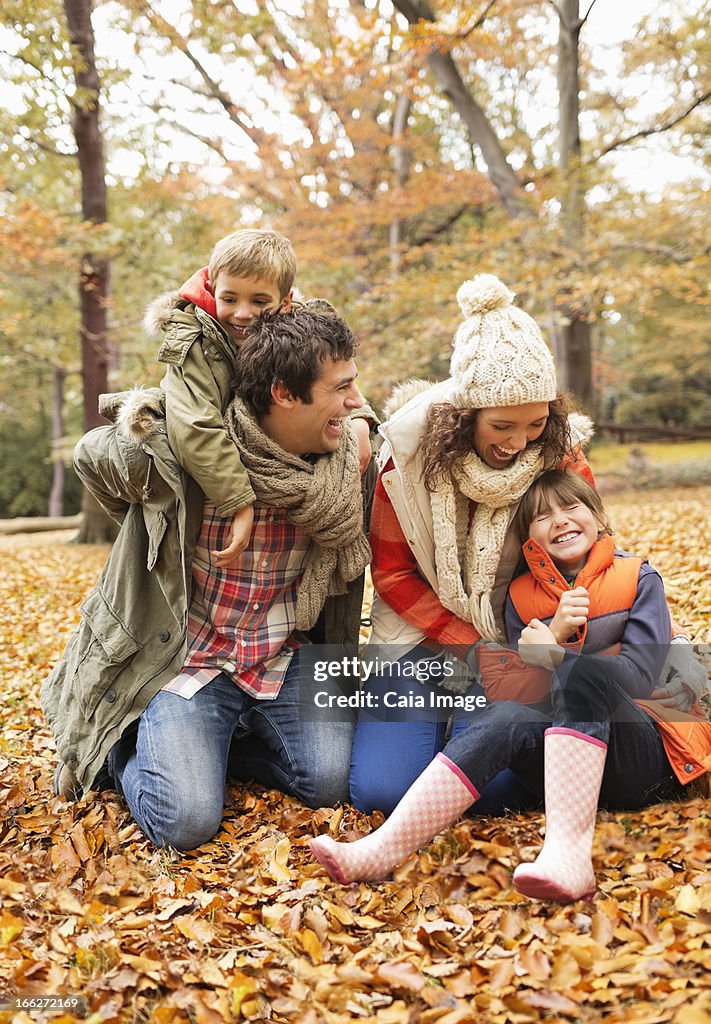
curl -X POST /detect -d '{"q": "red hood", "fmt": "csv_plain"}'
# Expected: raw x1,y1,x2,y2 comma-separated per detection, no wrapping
178,266,216,318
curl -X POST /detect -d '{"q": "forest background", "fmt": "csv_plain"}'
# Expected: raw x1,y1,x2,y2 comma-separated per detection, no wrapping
0,0,709,539
1,5,710,1021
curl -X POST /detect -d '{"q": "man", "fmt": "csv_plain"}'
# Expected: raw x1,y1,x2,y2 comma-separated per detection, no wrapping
41,308,373,851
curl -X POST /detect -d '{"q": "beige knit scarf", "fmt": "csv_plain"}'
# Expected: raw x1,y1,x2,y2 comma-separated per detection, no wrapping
430,446,544,642
224,399,371,630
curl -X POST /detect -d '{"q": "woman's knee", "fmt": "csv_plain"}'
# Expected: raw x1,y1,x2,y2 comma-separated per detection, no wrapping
350,771,406,816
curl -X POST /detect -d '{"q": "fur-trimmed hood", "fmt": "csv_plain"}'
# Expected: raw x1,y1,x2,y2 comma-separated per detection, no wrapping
143,266,217,340
143,291,186,341
382,378,437,419
99,388,166,442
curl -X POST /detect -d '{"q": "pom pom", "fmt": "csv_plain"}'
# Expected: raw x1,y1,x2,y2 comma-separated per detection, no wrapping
457,275,514,317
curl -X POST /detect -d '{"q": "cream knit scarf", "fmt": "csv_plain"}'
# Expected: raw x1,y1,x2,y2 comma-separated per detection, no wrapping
225,399,371,630
430,445,544,642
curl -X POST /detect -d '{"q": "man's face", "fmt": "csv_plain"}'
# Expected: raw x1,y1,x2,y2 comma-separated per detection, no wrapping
286,358,364,455
210,271,285,343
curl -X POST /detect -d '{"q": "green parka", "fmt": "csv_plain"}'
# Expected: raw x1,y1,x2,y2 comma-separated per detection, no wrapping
147,290,379,517
40,389,374,795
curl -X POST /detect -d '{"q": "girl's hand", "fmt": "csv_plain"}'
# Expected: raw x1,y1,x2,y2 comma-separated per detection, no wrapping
550,586,590,643
518,619,565,670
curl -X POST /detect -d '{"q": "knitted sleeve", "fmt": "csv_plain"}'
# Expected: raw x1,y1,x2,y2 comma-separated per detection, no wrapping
370,464,480,647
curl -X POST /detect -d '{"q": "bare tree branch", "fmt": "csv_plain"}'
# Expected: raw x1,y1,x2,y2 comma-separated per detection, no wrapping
2,49,50,78
35,139,77,158
610,240,711,264
596,88,711,158
410,204,472,247
457,0,500,42
580,0,599,28
141,1,270,151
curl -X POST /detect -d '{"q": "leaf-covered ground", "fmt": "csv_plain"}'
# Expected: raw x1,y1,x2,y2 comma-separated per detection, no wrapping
1,487,709,1024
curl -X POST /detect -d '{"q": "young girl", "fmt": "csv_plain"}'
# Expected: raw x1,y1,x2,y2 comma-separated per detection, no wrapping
310,470,710,901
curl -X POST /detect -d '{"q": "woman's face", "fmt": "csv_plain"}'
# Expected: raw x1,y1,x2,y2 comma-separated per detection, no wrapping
473,402,550,469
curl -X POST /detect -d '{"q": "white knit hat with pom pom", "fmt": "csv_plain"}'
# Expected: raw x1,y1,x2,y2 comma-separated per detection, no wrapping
449,274,557,408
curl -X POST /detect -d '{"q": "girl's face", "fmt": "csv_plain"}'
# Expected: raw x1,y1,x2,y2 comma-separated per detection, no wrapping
527,496,600,576
473,403,549,469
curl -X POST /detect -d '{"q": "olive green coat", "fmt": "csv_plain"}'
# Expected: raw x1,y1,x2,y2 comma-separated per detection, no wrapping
149,294,378,517
40,390,374,794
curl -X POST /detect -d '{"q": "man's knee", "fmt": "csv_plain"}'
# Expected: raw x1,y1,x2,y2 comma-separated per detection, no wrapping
301,759,351,809
295,726,353,808
149,807,224,851
134,788,225,851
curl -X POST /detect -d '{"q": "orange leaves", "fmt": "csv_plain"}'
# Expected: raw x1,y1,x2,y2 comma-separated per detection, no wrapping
601,485,711,643
1,518,710,1022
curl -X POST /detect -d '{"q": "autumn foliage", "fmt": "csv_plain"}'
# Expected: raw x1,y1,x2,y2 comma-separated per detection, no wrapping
0,486,709,1023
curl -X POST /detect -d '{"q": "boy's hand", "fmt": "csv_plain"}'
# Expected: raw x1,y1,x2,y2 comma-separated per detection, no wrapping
518,619,565,670
351,418,372,476
213,505,254,567
550,586,589,643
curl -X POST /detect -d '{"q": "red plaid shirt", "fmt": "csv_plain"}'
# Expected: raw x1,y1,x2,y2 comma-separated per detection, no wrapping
163,503,310,700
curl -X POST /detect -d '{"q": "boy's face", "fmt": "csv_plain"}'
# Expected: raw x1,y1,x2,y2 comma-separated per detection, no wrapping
210,271,288,343
527,497,600,577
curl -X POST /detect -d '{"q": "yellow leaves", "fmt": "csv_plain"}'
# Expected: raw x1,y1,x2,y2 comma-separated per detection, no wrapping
297,927,324,964
674,884,701,916
601,485,711,642
266,835,292,882
1,521,710,1022
0,910,23,946
376,959,426,992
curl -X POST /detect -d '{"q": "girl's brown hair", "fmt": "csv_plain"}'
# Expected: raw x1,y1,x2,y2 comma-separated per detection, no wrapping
514,469,613,542
420,394,573,492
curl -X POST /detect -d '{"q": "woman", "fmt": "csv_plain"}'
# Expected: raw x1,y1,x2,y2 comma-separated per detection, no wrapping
316,470,708,898
350,274,594,815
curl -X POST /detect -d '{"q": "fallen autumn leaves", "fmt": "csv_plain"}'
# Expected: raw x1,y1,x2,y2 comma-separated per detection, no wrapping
0,487,709,1024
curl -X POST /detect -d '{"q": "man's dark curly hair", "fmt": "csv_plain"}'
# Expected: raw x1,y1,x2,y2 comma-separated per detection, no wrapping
420,394,574,491
232,308,358,417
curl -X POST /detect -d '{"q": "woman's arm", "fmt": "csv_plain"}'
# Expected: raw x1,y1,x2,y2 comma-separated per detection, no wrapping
370,467,480,647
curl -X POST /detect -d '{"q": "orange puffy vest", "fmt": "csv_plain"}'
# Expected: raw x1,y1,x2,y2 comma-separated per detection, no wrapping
477,535,711,787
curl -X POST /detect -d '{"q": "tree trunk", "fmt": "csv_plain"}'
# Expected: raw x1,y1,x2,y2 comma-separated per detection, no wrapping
389,91,412,275
552,0,592,408
392,0,594,407
64,0,116,542
48,366,66,518
391,0,523,217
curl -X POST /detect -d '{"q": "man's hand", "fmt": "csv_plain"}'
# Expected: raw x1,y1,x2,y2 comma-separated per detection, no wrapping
518,619,566,670
213,504,254,567
351,417,372,476
550,586,590,643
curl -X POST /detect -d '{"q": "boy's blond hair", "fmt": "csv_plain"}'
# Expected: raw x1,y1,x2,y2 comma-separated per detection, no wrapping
515,469,613,542
208,229,296,299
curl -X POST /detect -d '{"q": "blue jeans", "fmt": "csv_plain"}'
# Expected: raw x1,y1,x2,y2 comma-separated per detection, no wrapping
109,651,353,850
349,646,539,816
442,655,685,810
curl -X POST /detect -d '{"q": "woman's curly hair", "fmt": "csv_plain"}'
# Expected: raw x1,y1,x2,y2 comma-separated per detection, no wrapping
419,394,574,492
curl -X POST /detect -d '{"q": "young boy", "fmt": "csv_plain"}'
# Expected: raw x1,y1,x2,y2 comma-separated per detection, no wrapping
145,228,375,566
310,470,709,899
